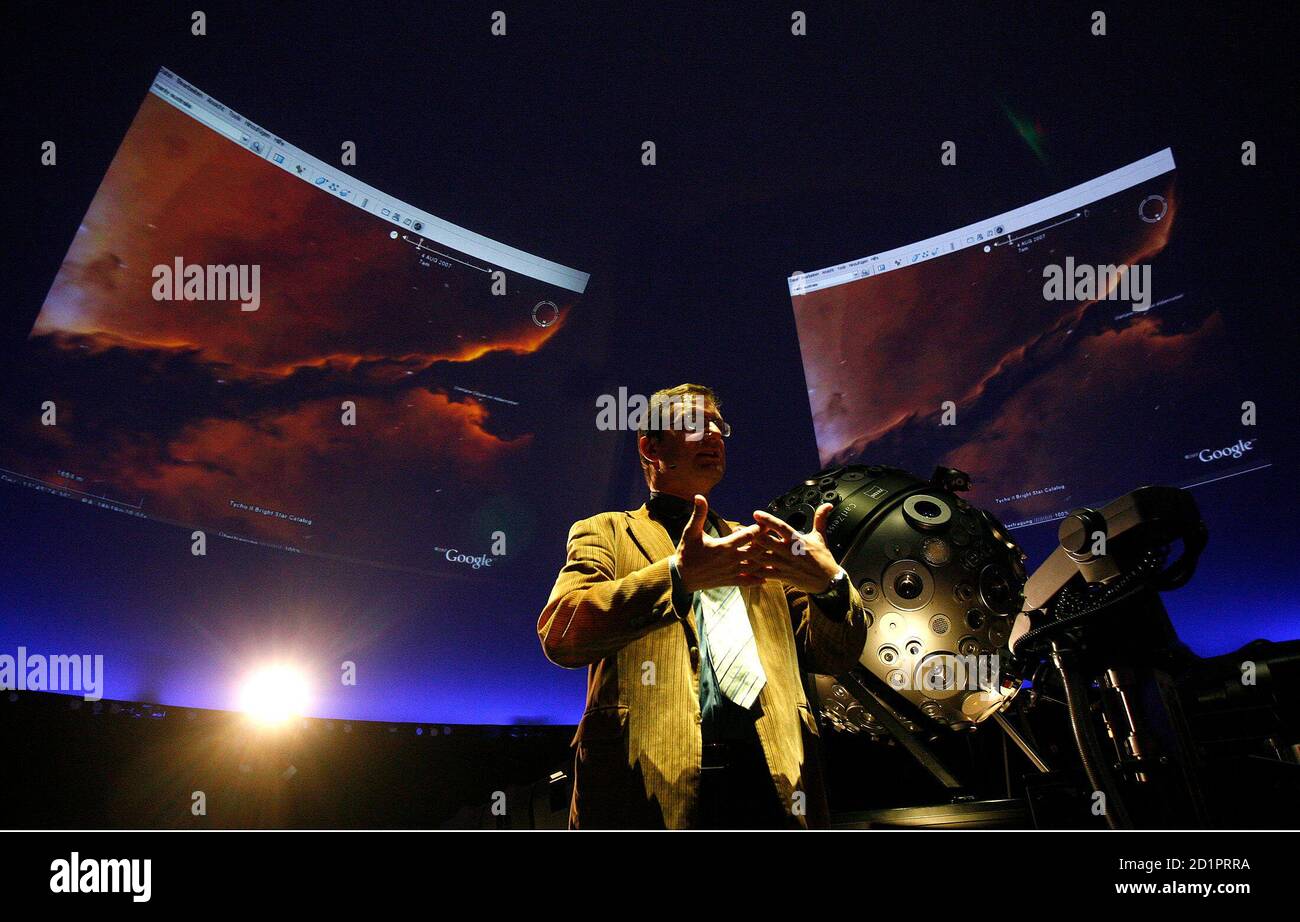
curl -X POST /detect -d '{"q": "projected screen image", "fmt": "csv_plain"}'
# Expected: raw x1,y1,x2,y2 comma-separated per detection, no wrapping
789,149,1268,530
1,68,596,575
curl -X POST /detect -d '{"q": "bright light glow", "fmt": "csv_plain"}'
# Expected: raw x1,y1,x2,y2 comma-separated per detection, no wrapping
237,664,311,727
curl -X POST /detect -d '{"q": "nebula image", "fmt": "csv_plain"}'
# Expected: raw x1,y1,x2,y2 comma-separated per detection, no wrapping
791,170,1265,528
2,89,591,572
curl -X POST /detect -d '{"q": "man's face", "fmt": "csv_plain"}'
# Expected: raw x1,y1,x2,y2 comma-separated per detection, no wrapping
640,397,728,497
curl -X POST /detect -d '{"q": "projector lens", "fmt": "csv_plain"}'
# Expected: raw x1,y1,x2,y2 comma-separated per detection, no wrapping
895,572,923,599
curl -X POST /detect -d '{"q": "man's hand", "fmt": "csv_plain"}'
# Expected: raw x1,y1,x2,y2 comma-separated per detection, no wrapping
674,495,765,592
749,502,842,594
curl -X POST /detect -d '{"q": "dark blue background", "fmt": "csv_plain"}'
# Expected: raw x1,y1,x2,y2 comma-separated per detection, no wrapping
1,1,1295,723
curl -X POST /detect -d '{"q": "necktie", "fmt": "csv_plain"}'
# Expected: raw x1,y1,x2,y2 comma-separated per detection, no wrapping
696,520,768,709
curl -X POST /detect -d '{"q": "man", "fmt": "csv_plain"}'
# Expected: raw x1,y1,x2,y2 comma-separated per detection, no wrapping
537,384,870,829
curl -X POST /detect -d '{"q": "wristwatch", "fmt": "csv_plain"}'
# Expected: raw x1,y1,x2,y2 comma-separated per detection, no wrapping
811,566,850,607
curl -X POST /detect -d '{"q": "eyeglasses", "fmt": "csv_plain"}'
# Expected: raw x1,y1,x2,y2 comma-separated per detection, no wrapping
681,413,731,440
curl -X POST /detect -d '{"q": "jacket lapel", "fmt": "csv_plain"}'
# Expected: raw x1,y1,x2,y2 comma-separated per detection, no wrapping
624,503,675,566
625,503,698,640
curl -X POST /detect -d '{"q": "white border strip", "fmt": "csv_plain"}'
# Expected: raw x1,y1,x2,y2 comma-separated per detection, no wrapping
788,148,1175,296
149,68,589,294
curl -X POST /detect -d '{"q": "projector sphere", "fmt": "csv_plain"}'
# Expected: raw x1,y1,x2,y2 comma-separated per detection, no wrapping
767,464,1027,732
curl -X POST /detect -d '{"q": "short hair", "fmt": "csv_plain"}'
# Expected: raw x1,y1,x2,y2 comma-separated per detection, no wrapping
636,383,720,481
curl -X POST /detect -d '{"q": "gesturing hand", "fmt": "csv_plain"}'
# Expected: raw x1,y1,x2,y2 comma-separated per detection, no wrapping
749,502,842,594
674,495,765,593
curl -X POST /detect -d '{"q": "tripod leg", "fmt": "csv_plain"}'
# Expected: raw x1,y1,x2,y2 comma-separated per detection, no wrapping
993,710,1052,774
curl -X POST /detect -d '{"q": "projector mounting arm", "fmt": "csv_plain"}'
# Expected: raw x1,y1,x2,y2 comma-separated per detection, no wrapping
1010,485,1211,828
